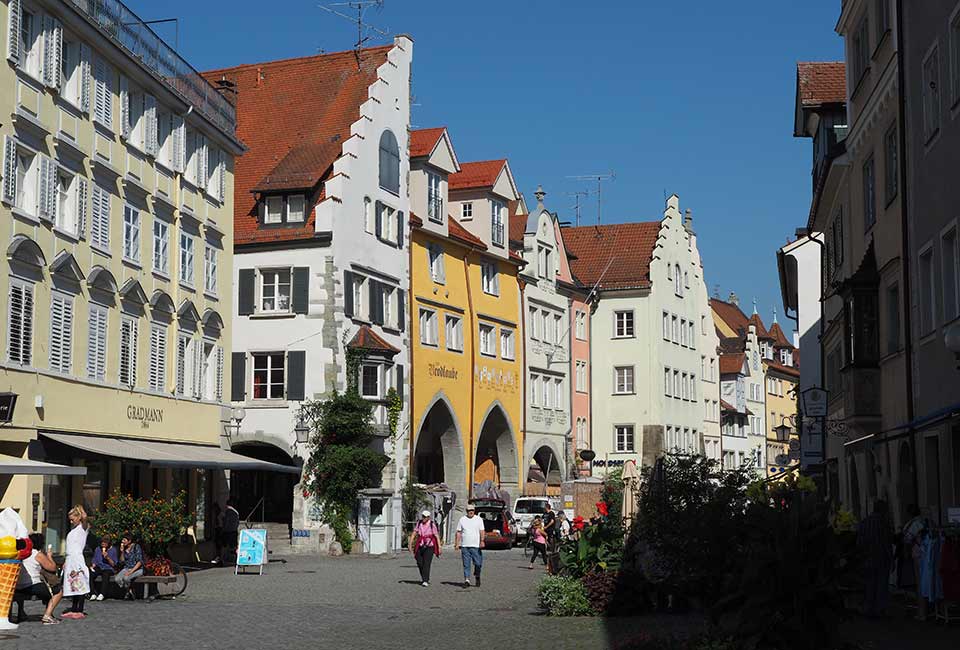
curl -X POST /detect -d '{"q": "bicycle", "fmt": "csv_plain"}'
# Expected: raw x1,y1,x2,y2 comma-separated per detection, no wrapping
153,560,188,599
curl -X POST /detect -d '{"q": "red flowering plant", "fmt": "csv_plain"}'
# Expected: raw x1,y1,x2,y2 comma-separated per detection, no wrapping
92,490,192,563
572,516,586,532
596,501,609,517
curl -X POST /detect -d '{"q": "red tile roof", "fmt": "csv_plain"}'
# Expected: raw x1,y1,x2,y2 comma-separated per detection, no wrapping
509,213,526,244
561,222,661,290
711,298,750,336
410,127,446,158
749,313,771,339
347,324,400,355
768,322,793,348
409,213,423,227
797,62,846,107
766,360,800,378
719,353,746,375
201,46,391,246
448,216,487,249
449,160,506,191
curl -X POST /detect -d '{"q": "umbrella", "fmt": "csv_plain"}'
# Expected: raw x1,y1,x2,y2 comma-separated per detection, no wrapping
621,459,640,531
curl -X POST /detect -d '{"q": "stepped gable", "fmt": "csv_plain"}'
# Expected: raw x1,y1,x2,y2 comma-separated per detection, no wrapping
201,46,392,246
561,222,660,290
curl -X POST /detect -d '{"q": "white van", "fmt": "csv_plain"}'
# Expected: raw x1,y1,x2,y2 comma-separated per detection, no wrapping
512,496,561,543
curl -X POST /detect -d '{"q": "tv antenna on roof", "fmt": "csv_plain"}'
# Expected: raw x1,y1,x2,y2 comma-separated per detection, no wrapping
566,172,615,225
565,190,591,226
318,1,390,69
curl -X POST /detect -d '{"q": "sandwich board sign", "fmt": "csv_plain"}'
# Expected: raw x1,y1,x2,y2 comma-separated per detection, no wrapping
236,528,267,575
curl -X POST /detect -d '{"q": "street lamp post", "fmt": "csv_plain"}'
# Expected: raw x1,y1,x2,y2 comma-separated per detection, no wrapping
223,406,246,442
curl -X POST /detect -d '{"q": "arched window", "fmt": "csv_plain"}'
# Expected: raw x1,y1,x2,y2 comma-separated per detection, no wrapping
379,130,400,194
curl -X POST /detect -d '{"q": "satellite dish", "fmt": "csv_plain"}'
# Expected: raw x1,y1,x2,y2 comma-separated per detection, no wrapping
579,449,596,462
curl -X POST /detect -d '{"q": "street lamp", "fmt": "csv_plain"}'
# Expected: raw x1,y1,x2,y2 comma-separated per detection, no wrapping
945,320,960,369
223,406,245,441
294,413,310,444
773,416,793,443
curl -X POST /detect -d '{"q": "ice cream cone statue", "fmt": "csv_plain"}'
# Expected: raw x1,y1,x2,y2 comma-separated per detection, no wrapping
0,508,31,630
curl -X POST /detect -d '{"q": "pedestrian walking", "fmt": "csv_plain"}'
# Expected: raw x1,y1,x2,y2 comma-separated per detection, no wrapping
901,504,930,620
557,511,571,541
61,505,90,619
857,499,894,618
528,517,547,569
542,503,560,574
454,504,485,587
221,501,240,564
409,510,441,587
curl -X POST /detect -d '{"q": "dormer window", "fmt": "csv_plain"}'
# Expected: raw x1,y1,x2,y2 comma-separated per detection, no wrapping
491,200,505,247
461,202,473,220
262,194,306,225
780,349,793,367
427,172,443,223
379,130,400,195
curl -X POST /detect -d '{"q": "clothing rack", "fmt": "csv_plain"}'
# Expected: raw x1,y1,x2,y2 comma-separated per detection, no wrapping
934,525,960,624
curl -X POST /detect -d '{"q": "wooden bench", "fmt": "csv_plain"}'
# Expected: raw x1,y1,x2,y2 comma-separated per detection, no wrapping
130,575,178,600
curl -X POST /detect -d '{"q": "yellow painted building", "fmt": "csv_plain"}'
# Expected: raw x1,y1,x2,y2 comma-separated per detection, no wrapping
0,0,267,546
408,129,524,519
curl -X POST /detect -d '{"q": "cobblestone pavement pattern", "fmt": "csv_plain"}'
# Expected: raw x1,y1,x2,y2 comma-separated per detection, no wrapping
6,548,959,649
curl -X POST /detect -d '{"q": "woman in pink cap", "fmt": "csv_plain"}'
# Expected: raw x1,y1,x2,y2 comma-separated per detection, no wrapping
409,510,441,587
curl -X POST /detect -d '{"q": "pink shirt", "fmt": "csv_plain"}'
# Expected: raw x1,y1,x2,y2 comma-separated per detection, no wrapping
533,528,546,545
414,520,439,548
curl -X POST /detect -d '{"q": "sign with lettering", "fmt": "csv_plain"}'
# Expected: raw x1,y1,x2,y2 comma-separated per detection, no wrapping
0,393,17,423
801,388,828,417
127,405,163,429
236,528,267,575
428,364,459,380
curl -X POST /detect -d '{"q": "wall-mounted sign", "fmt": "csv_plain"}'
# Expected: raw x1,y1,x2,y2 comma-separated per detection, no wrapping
0,393,17,423
428,364,459,380
593,459,627,468
127,405,164,429
801,388,828,417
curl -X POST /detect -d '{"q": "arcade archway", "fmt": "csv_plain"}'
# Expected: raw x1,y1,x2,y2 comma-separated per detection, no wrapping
230,442,299,524
474,404,519,489
413,396,466,493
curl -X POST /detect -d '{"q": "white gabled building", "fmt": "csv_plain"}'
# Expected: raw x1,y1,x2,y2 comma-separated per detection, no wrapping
205,39,413,553
562,195,717,474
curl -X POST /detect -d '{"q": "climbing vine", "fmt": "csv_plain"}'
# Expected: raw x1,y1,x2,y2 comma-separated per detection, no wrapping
386,387,402,438
345,347,365,394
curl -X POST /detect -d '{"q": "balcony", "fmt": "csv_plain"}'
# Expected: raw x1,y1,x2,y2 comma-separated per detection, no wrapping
491,222,505,248
427,194,443,223
68,0,236,138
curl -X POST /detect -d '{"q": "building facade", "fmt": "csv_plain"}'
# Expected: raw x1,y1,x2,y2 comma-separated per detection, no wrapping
409,140,525,530
207,40,412,551
0,0,245,547
563,195,716,475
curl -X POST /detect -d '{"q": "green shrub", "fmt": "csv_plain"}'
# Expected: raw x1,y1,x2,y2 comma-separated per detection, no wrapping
93,490,191,555
536,575,595,616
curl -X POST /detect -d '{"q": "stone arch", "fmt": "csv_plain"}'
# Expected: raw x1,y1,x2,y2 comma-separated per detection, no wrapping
7,234,46,268
525,438,564,487
229,439,300,524
474,400,519,490
412,391,466,495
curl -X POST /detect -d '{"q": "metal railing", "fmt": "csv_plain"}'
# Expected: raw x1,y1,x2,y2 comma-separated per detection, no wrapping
68,0,236,138
427,195,443,223
491,221,505,247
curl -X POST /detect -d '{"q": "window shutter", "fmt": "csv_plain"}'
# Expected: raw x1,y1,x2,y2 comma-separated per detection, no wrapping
193,339,204,398
6,0,20,64
144,94,158,155
76,177,88,240
93,57,112,129
215,346,224,402
42,16,62,89
37,156,51,220
119,75,130,139
343,270,354,317
8,283,33,365
79,43,91,113
438,253,446,284
175,335,187,395
396,364,404,402
292,267,309,315
397,289,405,332
375,201,383,240
230,352,245,402
396,210,403,247
286,350,306,401
197,134,208,187
369,279,381,325
172,115,185,173
2,136,15,203
237,269,255,316
46,295,62,370
217,149,225,201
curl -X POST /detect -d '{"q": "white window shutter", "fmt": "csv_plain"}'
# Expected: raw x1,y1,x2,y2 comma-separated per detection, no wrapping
37,156,50,220
173,115,185,173
197,134,208,188
89,185,102,247
119,75,130,139
215,345,224,402
8,282,33,365
6,0,21,64
42,16,62,89
47,156,57,218
217,148,225,201
3,136,17,203
93,57,112,129
193,341,204,398
144,94,158,156
76,177,88,240
79,43,91,113
176,334,187,395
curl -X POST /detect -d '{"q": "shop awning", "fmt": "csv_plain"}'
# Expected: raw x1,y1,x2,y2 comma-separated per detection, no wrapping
40,433,301,474
0,454,87,476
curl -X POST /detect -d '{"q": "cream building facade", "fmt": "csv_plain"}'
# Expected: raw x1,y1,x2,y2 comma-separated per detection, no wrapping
0,0,257,547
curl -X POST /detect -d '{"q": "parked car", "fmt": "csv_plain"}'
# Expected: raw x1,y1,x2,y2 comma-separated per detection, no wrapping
468,498,516,548
511,496,561,544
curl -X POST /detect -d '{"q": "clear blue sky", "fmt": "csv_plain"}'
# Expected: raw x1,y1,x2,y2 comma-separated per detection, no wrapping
130,0,843,326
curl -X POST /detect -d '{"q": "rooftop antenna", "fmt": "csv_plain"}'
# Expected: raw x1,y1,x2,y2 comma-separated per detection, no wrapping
565,190,591,226
567,172,615,225
318,1,390,70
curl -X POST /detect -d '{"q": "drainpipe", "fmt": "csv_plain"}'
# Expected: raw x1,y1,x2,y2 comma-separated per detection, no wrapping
463,247,478,498
895,0,920,516
520,278,528,489
407,229,416,483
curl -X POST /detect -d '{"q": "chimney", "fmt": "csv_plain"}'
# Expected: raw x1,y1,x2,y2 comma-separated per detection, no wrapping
728,291,739,306
534,185,546,210
683,208,694,234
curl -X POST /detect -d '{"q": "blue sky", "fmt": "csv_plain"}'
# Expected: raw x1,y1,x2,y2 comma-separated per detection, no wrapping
131,0,844,327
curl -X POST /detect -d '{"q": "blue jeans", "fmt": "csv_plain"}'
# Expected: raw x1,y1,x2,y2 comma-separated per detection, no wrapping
461,547,483,580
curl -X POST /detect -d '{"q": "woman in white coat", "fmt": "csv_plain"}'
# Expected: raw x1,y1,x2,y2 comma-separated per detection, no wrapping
61,505,90,619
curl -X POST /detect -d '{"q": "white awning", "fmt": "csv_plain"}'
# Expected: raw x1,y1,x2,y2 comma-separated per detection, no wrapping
0,454,87,476
40,432,301,474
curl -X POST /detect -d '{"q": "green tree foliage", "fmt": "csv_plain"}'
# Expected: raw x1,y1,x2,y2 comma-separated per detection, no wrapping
93,490,192,555
301,390,389,551
400,477,430,537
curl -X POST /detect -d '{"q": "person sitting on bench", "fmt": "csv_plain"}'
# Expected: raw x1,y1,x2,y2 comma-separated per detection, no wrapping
89,536,117,601
15,533,62,625
113,533,143,600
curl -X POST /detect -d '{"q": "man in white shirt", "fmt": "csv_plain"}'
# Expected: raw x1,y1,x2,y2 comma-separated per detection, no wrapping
455,504,486,587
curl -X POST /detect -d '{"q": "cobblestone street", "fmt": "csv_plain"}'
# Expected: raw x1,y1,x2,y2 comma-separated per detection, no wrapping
6,548,960,649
